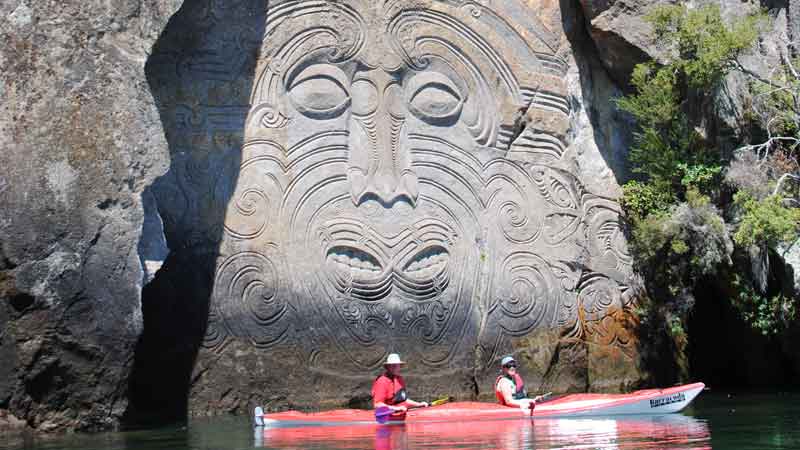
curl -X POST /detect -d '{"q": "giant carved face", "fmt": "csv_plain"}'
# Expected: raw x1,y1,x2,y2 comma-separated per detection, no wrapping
205,0,632,373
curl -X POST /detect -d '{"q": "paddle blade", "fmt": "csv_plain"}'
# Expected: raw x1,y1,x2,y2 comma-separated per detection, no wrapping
253,406,265,427
375,406,394,423
430,396,452,407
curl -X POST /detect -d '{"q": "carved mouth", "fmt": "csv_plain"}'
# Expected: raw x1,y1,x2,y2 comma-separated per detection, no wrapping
324,245,450,302
327,247,383,274
326,246,392,302
402,246,449,278
396,246,450,300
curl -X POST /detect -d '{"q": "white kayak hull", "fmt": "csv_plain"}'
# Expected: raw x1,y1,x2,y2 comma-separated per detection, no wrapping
533,382,705,417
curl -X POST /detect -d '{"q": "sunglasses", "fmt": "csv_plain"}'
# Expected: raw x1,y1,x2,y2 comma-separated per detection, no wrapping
503,363,517,369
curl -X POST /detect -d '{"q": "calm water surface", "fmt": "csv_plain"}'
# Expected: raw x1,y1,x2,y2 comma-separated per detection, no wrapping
3,392,798,449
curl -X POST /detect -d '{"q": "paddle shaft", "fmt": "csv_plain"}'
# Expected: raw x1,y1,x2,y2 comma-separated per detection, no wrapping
375,396,450,419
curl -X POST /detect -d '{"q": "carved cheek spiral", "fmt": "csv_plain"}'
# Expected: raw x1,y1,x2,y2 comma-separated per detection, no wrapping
495,253,558,333
225,188,269,239
578,274,623,321
499,200,542,244
224,159,284,240
211,249,291,348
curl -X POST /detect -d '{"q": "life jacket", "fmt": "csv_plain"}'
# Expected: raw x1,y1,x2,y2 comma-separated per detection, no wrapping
495,373,526,405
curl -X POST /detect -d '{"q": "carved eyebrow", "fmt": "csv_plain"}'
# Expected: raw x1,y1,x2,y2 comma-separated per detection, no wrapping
288,64,350,92
405,71,466,102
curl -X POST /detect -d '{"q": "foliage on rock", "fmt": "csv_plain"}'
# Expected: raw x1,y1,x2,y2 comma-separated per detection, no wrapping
618,4,799,340
733,193,800,249
630,189,732,298
647,4,764,87
731,275,798,336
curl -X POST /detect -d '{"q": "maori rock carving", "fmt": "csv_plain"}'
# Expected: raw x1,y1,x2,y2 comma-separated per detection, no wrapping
205,0,634,374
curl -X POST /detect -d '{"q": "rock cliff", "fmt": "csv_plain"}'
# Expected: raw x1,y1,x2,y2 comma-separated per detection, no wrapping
0,0,181,431
1,0,797,432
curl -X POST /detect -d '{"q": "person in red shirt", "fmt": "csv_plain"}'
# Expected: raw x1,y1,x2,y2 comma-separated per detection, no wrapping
372,353,428,420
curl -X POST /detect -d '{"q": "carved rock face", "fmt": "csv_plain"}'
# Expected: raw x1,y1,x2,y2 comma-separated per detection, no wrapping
197,0,633,378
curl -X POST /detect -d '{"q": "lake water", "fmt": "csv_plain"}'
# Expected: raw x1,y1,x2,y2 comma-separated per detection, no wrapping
3,392,798,449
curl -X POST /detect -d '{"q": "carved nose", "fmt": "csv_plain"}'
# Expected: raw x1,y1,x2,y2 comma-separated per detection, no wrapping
373,175,398,203
348,167,419,206
348,111,419,207
375,170,419,205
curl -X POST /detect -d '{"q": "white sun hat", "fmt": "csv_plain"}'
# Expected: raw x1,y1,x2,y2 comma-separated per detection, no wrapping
385,353,405,365
500,355,516,367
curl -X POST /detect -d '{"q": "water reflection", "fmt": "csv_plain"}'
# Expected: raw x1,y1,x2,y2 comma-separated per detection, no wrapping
257,414,711,449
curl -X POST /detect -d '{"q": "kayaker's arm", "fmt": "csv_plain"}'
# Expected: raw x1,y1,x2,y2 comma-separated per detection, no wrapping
499,378,533,409
404,399,429,408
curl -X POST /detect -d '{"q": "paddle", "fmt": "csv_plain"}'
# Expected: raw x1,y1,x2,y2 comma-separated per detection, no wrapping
526,392,554,414
375,396,451,423
533,392,553,404
253,406,265,427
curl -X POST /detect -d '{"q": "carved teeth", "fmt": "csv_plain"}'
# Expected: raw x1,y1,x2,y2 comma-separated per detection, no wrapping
328,252,381,273
405,253,447,274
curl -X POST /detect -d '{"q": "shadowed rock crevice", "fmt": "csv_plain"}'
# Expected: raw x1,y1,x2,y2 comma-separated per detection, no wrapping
561,0,635,187
124,0,267,428
688,261,799,388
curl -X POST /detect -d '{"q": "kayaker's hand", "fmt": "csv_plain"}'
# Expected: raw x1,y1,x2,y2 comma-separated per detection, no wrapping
421,402,429,408
393,405,408,413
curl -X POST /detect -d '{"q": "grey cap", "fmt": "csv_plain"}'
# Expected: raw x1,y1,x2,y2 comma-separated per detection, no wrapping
500,355,516,366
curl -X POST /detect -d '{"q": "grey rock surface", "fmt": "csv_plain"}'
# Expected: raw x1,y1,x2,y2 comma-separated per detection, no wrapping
578,0,791,148
577,0,661,88
0,0,181,431
17,0,799,430
131,0,647,418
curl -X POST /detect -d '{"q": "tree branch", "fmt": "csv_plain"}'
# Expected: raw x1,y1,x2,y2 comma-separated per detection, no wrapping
773,172,800,196
733,58,789,90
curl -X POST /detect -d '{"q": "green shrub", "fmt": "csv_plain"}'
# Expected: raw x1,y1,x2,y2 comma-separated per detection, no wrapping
733,192,800,249
732,275,798,336
616,5,762,211
631,190,733,293
616,63,679,128
647,4,766,87
621,180,675,223
678,162,722,192
617,4,797,341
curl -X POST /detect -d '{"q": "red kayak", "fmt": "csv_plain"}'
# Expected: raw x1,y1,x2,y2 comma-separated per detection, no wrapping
258,414,711,449
256,382,704,426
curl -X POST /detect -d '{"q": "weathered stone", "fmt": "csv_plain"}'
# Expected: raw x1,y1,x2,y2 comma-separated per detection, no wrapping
576,0,662,88
0,409,26,432
585,305,646,392
132,0,645,416
780,238,800,296
0,0,181,432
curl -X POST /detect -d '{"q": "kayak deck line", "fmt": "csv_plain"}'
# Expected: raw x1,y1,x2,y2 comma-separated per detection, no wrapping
256,382,705,427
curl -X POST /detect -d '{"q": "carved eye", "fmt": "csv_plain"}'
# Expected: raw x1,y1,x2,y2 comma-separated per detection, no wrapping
288,65,351,119
406,72,463,125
